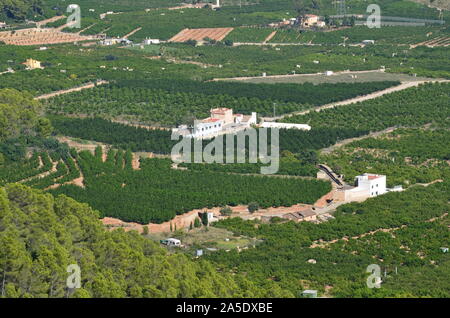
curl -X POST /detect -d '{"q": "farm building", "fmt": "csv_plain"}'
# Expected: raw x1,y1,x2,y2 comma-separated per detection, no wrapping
282,210,317,222
340,173,387,201
175,108,257,138
22,58,43,70
301,14,325,28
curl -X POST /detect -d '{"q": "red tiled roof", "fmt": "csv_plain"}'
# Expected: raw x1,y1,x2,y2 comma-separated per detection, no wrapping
202,117,221,123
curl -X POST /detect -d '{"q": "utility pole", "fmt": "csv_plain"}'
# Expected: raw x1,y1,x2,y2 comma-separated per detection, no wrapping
273,103,276,118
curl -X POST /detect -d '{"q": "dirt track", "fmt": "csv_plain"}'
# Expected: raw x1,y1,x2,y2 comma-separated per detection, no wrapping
320,127,397,155
35,80,108,100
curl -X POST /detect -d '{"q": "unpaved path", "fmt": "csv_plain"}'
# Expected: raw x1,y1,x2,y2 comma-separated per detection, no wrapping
263,31,277,43
35,80,108,100
320,127,397,155
19,159,58,183
35,16,65,27
123,27,142,39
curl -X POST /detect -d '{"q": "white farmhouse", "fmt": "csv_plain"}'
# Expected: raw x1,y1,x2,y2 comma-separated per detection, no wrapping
191,117,224,138
175,108,257,139
343,173,387,201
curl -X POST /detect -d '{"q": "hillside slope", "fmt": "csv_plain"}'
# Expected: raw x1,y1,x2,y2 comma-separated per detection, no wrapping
0,183,291,298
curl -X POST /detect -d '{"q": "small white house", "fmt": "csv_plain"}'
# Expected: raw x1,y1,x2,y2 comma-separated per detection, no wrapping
143,38,160,45
176,108,257,139
344,173,387,201
161,238,181,247
356,174,387,197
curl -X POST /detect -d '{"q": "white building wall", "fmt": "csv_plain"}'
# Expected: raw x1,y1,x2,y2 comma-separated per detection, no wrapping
190,120,223,138
343,174,387,201
260,122,311,130
356,174,387,197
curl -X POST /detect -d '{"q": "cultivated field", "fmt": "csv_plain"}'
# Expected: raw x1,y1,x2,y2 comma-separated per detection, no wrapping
0,28,95,46
168,27,234,42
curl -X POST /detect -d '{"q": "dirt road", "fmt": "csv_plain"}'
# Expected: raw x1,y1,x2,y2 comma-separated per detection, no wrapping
35,80,108,100
320,127,397,155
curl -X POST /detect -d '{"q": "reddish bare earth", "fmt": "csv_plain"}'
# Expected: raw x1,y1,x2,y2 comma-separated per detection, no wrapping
169,28,234,42
0,28,95,46
101,201,324,234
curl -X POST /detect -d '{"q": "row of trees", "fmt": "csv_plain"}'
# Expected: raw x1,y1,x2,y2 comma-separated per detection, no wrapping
51,116,174,154
45,80,399,125
48,150,331,224
113,78,398,106
51,116,368,160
